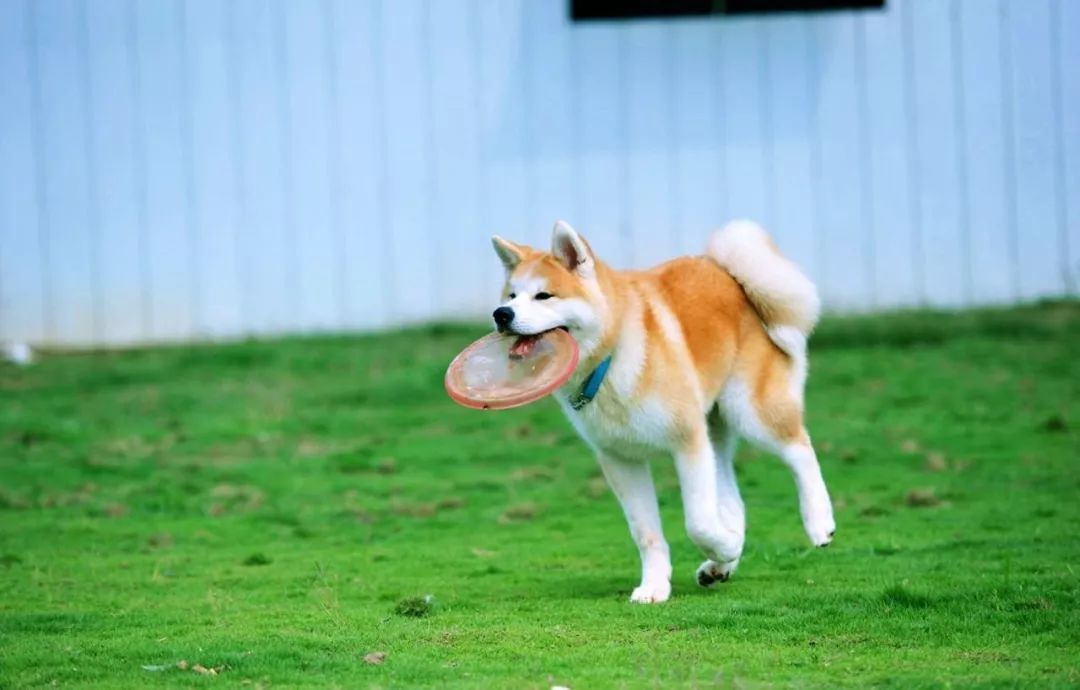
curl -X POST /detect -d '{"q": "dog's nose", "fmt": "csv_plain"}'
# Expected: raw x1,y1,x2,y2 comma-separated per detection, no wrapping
493,307,514,329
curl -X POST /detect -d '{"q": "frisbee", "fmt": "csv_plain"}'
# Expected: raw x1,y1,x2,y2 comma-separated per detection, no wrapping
445,329,580,410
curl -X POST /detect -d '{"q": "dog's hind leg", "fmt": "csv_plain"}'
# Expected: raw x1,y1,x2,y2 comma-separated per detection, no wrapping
777,436,835,546
673,422,745,576
696,408,746,587
720,375,835,547
596,452,672,604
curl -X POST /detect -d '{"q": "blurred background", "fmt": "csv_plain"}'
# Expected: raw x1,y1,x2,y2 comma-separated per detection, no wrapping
0,0,1077,347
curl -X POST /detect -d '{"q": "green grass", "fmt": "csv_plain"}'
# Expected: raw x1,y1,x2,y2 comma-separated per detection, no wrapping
1,301,1078,688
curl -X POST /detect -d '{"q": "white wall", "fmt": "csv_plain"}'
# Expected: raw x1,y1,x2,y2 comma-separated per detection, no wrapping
1,0,1077,346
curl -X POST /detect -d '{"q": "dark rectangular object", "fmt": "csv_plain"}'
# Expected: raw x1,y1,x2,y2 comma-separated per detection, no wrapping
571,0,884,20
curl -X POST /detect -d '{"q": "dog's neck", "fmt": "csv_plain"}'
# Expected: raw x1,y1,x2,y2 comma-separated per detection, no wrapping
572,259,627,376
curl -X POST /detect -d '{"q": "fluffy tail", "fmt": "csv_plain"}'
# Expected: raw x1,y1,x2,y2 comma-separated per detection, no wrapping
706,219,820,359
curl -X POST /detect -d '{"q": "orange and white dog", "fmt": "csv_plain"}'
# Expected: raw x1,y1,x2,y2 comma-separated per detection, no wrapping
491,220,835,603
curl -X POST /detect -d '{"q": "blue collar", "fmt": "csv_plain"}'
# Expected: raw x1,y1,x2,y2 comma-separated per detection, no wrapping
569,356,612,411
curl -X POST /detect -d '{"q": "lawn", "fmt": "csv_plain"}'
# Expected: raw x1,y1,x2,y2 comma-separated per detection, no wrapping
1,301,1078,688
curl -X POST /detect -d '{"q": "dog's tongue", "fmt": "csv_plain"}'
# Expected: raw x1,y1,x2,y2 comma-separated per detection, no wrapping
509,333,544,358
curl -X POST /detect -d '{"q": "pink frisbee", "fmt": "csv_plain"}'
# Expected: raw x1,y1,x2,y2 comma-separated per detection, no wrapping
445,329,580,410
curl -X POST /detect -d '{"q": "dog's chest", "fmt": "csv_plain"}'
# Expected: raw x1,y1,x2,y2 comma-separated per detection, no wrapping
556,391,674,457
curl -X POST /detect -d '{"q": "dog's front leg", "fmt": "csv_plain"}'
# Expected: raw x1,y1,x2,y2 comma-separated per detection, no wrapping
596,452,671,604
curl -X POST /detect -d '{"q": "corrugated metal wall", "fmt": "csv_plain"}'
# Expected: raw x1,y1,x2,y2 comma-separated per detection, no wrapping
1,0,1077,346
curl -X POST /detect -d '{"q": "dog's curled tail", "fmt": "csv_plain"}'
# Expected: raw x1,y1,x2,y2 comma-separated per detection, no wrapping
706,219,820,360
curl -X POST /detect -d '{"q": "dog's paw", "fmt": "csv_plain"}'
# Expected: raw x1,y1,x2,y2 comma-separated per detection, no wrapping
803,510,836,547
696,558,739,587
629,580,671,604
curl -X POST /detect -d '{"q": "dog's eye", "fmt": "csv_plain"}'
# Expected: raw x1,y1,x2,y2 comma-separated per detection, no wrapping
535,292,554,301
508,292,516,299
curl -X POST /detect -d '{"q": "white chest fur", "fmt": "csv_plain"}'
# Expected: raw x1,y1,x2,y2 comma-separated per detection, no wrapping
554,359,675,457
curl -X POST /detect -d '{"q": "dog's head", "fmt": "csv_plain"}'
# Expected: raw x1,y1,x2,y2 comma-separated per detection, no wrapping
490,221,607,349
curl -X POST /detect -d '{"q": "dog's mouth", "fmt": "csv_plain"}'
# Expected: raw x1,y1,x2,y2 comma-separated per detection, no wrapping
508,334,543,358
507,327,570,359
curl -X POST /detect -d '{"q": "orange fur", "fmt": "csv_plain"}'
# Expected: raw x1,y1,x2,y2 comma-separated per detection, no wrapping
506,248,804,444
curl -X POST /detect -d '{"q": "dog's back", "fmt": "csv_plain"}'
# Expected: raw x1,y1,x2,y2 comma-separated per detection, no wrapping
616,219,819,415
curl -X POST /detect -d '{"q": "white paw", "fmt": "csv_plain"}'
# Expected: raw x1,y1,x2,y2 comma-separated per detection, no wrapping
629,580,671,604
696,559,739,587
803,505,836,547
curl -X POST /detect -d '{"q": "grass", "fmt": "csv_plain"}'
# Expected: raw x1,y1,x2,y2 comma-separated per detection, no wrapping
1,301,1078,688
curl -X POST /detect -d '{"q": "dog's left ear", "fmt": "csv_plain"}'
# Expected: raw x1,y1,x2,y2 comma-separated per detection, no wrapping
551,220,595,277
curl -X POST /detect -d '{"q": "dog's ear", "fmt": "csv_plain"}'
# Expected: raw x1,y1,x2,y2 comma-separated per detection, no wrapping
551,220,595,276
491,235,526,271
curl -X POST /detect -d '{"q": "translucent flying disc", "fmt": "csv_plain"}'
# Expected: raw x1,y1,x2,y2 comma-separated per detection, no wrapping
445,329,580,410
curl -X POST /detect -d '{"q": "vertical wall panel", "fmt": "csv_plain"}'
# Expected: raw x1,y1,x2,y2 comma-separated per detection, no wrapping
134,0,196,340
33,0,96,343
812,14,866,309
281,0,338,330
381,0,435,323
85,0,147,344
910,0,965,306
671,19,720,257
853,14,876,306
428,0,486,316
524,0,576,258
956,0,1013,304
899,0,926,302
331,0,387,329
1006,0,1067,300
0,0,47,342
1060,0,1080,294
472,0,505,304
231,0,291,334
184,0,243,338
625,21,676,267
764,15,816,276
863,2,919,307
948,0,972,304
757,21,776,234
77,0,104,342
516,2,536,242
319,0,347,328
719,17,768,225
710,20,730,230
572,22,626,267
270,0,299,326
478,2,530,285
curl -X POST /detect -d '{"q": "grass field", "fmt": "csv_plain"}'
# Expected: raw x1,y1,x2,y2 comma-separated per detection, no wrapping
1,301,1078,688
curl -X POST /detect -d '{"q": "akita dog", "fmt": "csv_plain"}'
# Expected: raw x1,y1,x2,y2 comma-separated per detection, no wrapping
490,220,835,603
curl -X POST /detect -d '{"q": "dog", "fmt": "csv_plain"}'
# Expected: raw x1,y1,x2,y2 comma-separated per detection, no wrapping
490,220,835,603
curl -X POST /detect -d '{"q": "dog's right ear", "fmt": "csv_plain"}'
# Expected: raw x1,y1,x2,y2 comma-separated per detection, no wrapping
491,236,525,271
551,220,595,277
